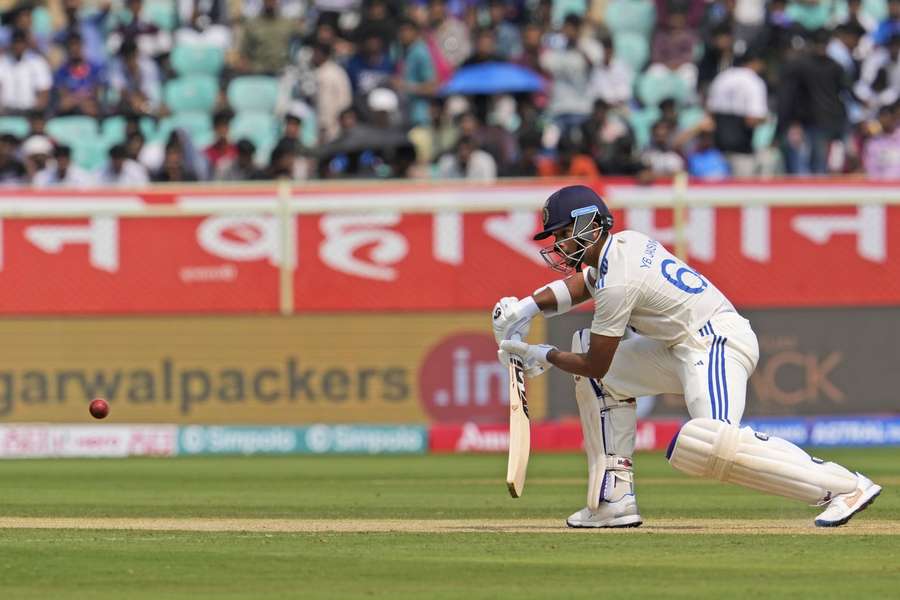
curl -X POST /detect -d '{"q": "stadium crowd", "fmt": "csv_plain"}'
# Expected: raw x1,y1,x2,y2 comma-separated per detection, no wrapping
0,0,898,186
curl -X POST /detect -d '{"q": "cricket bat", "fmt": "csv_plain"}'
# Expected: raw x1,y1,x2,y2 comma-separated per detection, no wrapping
506,337,531,498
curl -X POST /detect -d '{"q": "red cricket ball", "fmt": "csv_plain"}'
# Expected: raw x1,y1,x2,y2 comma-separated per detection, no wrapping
89,398,109,419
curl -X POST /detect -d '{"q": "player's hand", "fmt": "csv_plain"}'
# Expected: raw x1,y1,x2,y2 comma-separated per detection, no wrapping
499,340,557,378
492,296,536,346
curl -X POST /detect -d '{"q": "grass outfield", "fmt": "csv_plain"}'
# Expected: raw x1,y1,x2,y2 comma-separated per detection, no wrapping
0,449,897,599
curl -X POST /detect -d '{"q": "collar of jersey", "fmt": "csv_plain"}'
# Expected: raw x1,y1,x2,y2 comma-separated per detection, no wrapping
595,232,615,289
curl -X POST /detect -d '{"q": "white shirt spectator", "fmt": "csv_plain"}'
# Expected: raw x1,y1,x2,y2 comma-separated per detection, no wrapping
854,47,900,114
540,45,594,117
588,58,634,106
174,25,232,51
706,66,768,119
99,159,150,186
33,164,96,188
0,50,52,112
437,149,497,181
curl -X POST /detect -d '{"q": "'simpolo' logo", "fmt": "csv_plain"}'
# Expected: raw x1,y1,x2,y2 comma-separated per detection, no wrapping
419,333,508,424
305,425,333,453
180,426,206,454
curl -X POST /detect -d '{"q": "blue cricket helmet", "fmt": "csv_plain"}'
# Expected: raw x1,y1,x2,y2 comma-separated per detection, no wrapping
534,185,613,241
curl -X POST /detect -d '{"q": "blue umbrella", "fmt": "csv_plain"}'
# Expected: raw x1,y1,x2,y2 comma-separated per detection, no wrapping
440,62,546,96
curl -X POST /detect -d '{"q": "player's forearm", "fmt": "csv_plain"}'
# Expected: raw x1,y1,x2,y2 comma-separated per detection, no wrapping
546,349,606,379
532,273,591,313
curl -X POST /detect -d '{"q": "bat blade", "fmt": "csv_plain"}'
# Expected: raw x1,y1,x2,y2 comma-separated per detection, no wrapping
506,354,531,498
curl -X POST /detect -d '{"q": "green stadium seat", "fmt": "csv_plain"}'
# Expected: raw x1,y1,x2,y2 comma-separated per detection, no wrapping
143,0,177,31
605,0,656,37
164,76,219,113
229,112,279,149
613,32,650,73
46,116,100,146
0,116,29,138
101,116,127,146
72,139,110,171
30,6,53,38
171,44,225,77
677,106,707,132
785,1,831,30
627,106,661,150
227,76,279,113
159,112,214,148
636,70,691,107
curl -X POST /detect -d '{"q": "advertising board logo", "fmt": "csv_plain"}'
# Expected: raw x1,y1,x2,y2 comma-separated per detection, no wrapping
419,333,508,423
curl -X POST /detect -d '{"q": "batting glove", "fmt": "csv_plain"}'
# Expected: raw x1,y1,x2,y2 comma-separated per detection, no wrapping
491,296,539,346
499,339,557,378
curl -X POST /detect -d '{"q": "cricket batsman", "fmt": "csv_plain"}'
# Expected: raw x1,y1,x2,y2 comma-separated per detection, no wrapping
492,185,882,528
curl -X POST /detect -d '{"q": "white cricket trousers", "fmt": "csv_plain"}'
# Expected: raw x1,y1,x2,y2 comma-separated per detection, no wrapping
594,312,760,424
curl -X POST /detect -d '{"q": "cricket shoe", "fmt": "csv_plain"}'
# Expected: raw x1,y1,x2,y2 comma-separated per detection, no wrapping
814,472,882,527
566,495,642,529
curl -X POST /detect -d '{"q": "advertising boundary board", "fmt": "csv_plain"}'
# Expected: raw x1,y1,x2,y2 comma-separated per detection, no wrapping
1,181,899,314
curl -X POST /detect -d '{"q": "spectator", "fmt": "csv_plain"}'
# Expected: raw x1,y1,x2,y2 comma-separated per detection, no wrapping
312,41,353,143
345,27,395,96
367,87,401,128
461,28,503,67
237,0,298,74
265,137,309,179
282,100,313,142
53,33,105,117
537,129,600,178
107,0,171,58
828,22,866,123
871,0,900,46
177,0,230,25
427,0,472,69
516,22,547,75
707,49,771,177
854,31,900,121
216,139,264,181
777,29,850,174
656,0,707,29
587,37,634,107
0,134,26,185
436,135,497,180
27,110,47,137
683,124,732,179
486,0,523,60
648,8,700,92
53,0,111,67
153,139,199,182
0,2,48,54
394,18,438,127
0,29,52,115
174,4,232,51
641,119,685,175
581,99,635,170
862,103,900,178
697,22,735,92
99,143,150,186
204,111,237,171
108,38,161,116
540,13,594,132
34,144,95,187
21,134,53,182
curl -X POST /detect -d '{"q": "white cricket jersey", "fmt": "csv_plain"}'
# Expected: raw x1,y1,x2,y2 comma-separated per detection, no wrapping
586,230,735,345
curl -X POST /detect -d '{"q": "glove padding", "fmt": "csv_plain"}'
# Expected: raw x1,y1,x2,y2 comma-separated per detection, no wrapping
498,339,557,378
491,296,534,346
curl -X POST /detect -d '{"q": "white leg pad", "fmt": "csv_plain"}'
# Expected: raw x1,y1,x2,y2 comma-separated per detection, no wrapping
573,329,637,511
668,418,858,505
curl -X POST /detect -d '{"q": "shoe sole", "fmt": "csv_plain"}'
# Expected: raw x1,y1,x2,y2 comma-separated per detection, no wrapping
815,485,882,528
566,517,643,529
